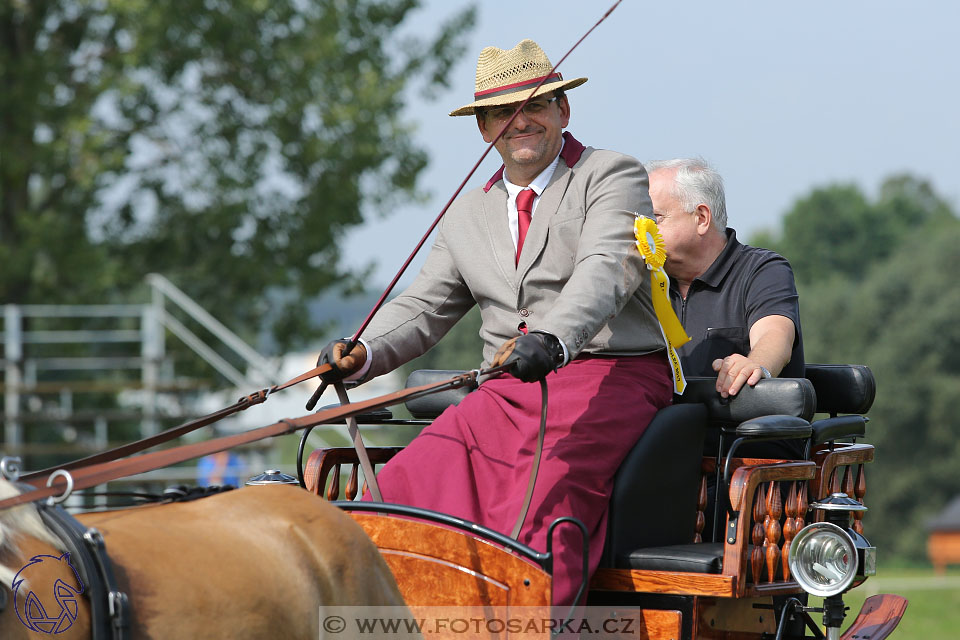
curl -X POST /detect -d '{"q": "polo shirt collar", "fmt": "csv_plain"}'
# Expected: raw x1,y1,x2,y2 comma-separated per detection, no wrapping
692,227,741,289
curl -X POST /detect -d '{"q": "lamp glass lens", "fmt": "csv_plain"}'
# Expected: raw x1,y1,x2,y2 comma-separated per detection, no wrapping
790,523,857,597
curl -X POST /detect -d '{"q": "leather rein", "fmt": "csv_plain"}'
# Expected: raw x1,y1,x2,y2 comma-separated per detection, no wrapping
0,367,487,512
19,363,333,483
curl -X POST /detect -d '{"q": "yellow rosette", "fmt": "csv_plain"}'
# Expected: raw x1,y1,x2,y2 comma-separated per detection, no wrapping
635,216,690,394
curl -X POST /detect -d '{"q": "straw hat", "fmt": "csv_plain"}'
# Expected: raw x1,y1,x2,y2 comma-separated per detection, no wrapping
449,39,588,117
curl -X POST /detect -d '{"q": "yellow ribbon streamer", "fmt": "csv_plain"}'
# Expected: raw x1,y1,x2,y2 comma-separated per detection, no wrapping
650,268,690,347
665,338,686,395
635,216,690,394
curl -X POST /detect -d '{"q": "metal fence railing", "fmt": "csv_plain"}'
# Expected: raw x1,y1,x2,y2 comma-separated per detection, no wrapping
1,274,279,464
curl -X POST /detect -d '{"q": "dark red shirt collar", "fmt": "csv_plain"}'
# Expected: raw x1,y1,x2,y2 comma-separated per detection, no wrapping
483,131,585,193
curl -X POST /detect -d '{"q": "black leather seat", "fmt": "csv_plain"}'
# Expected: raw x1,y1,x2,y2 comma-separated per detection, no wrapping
805,364,875,447
602,376,817,571
599,403,707,568
622,543,725,573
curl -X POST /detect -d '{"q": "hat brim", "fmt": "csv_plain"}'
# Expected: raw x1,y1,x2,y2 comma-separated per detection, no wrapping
449,77,588,117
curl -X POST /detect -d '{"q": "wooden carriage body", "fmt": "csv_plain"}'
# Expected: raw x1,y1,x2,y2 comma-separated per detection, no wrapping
303,364,906,639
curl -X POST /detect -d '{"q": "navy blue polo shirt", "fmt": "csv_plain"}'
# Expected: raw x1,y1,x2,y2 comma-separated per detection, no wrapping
669,228,804,379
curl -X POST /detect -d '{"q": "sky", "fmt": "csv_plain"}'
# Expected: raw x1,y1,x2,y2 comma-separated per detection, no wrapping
342,0,959,289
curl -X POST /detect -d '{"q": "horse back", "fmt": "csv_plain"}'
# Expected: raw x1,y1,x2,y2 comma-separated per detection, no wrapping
76,485,405,637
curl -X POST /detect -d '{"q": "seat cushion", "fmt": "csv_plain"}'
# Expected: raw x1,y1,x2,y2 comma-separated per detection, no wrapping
620,543,725,573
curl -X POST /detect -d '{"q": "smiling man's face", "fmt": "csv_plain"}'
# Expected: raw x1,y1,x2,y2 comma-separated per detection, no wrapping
476,92,570,186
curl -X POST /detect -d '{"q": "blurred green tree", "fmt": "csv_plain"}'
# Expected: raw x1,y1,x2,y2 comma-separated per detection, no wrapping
0,0,475,350
806,219,960,560
756,175,953,286
754,176,960,562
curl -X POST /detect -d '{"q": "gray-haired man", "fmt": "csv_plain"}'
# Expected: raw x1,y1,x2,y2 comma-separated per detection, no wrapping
646,158,804,402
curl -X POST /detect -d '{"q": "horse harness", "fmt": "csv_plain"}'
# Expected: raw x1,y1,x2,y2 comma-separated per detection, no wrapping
9,482,131,640
1,482,239,638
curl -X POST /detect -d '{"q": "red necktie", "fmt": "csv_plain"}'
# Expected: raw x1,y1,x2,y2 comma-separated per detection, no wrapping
516,188,535,265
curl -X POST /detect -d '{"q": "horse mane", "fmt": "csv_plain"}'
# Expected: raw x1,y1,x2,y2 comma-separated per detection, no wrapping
0,478,63,588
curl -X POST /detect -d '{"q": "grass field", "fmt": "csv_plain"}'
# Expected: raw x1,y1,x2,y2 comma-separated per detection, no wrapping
811,568,960,639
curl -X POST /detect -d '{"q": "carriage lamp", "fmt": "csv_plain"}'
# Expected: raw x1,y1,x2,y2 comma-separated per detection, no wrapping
789,493,875,598
786,493,878,639
789,521,858,597
246,469,299,486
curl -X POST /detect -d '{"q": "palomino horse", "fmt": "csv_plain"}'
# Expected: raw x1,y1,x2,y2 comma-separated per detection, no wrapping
0,480,407,638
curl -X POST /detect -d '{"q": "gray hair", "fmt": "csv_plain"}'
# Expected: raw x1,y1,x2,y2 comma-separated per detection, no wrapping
645,158,727,231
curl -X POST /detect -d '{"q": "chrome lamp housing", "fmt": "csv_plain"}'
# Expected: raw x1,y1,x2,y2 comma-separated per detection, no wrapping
789,521,858,597
789,492,876,598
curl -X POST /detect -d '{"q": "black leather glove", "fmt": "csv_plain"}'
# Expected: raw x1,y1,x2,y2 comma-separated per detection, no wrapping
317,339,367,383
492,331,565,382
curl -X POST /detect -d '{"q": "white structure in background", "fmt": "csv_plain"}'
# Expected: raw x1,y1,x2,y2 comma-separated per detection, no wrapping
1,273,403,491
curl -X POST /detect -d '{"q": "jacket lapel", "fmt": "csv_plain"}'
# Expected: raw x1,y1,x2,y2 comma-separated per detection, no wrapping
480,183,519,291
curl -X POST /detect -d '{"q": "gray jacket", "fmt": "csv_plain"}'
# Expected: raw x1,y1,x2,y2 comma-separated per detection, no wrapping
363,141,666,378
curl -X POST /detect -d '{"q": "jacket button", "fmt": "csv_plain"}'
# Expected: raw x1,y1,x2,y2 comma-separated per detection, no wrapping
519,308,529,317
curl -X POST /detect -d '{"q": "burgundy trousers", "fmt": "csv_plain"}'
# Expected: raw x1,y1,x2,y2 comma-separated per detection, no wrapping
372,352,672,606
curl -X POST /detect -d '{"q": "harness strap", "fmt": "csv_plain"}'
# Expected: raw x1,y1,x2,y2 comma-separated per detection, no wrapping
1,369,479,511
35,501,130,640
83,529,130,640
21,364,333,482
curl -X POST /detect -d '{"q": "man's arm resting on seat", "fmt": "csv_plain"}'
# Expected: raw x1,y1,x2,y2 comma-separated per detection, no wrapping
712,314,796,397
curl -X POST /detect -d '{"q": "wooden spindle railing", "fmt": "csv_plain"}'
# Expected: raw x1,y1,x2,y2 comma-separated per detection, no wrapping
326,464,341,500
695,473,708,543
853,464,867,535
751,483,767,582
764,481,783,582
346,464,360,500
782,482,798,580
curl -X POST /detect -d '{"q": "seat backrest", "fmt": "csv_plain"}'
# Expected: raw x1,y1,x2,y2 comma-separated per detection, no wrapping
804,364,876,415
600,403,707,567
404,369,476,418
403,371,820,422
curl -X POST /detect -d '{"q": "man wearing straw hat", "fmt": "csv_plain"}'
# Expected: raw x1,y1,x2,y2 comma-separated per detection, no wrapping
318,39,672,606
